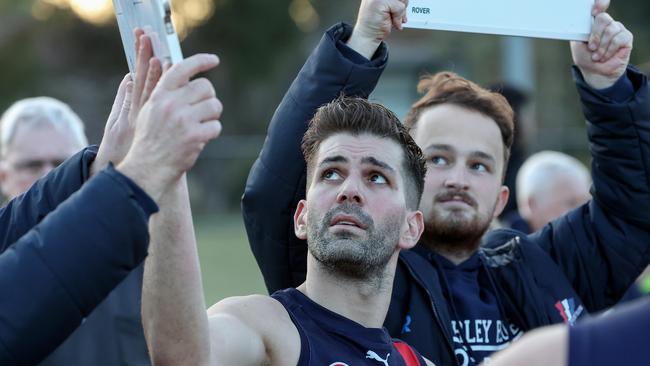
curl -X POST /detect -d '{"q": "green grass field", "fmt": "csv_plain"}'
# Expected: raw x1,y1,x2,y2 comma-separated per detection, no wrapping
194,214,267,306
193,213,650,307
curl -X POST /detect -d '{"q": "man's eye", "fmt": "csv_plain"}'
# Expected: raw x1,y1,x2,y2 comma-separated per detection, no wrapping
369,173,388,184
323,170,342,180
430,156,448,166
471,163,488,173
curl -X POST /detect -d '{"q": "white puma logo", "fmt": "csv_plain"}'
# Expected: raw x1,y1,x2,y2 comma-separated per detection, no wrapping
366,350,390,366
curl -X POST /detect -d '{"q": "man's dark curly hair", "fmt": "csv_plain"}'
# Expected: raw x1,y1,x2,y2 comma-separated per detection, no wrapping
302,96,426,210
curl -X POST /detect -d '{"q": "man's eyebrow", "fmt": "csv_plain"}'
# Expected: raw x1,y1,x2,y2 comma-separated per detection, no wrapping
425,144,496,164
318,155,348,168
424,144,454,154
469,151,496,164
361,157,395,173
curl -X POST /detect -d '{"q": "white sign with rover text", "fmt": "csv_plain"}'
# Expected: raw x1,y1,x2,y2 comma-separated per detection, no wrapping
405,0,594,41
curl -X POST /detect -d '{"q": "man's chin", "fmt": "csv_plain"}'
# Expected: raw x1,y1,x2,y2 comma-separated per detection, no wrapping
432,212,475,229
311,249,386,279
423,214,490,246
437,206,475,219
329,226,366,239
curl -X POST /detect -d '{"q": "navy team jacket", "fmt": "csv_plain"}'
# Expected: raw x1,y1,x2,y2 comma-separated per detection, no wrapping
242,23,650,366
0,146,156,365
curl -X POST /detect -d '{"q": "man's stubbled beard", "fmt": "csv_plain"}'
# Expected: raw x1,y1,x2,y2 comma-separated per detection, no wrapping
307,202,403,280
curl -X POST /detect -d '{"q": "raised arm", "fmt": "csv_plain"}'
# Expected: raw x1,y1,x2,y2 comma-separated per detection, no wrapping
533,0,650,310
142,177,212,365
0,164,157,365
0,48,222,365
242,0,406,293
140,55,282,366
138,53,227,365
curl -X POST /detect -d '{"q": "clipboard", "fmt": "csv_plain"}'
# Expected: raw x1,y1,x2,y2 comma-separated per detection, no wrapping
404,0,594,41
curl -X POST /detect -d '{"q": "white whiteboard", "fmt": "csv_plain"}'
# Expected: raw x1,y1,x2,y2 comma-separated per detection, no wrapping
113,0,184,74
404,0,594,41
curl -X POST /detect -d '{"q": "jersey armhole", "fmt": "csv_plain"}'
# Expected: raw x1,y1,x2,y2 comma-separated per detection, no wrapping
271,294,311,365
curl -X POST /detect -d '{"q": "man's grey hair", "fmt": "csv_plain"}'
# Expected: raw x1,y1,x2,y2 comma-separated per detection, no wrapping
0,97,88,157
516,150,591,210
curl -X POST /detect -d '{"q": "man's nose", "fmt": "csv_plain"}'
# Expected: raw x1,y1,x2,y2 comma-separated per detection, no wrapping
443,164,470,190
336,177,364,205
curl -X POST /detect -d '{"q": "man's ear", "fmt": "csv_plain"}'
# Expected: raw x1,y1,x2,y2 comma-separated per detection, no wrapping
399,210,424,250
527,196,539,213
294,200,308,240
0,161,10,198
492,185,510,218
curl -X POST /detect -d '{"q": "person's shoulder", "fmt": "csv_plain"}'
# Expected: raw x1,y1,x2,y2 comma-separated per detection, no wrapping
209,294,297,338
207,294,301,365
209,294,288,322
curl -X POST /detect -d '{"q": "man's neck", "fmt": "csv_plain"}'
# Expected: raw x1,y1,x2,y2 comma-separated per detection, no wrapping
299,253,397,328
420,237,481,265
432,246,478,265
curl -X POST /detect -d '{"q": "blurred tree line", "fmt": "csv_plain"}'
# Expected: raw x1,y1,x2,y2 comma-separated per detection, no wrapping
0,0,648,213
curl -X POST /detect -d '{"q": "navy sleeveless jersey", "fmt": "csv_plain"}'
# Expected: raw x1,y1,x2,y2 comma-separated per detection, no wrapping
272,288,427,366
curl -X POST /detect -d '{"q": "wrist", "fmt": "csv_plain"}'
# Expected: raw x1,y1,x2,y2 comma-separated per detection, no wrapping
116,158,166,203
584,75,619,90
90,160,101,177
90,154,109,178
346,26,382,60
90,148,105,178
580,69,623,90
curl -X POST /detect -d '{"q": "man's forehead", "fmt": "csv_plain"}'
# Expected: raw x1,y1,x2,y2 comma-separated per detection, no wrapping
316,133,403,166
7,123,79,158
414,104,504,161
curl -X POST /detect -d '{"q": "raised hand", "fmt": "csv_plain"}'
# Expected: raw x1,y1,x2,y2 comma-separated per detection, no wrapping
129,30,162,125
92,30,162,175
117,53,223,202
570,0,633,89
347,0,409,59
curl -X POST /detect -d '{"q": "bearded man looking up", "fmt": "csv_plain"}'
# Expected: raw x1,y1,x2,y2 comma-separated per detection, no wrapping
142,97,436,365
242,0,650,365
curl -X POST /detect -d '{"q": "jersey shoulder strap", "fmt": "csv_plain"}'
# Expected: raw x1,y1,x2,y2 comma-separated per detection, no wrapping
393,340,424,366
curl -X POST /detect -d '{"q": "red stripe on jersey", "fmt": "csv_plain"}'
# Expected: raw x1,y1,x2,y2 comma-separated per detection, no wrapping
393,340,422,366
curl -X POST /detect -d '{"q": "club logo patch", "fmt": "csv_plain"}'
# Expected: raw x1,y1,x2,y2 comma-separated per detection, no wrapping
555,298,584,326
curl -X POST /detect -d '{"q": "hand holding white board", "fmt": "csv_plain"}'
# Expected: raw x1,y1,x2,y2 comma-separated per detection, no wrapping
113,0,183,74
404,0,594,41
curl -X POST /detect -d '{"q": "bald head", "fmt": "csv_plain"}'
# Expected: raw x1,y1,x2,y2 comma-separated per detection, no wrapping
516,151,591,231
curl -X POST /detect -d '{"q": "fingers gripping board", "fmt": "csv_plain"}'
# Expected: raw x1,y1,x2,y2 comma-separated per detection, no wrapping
113,0,184,74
